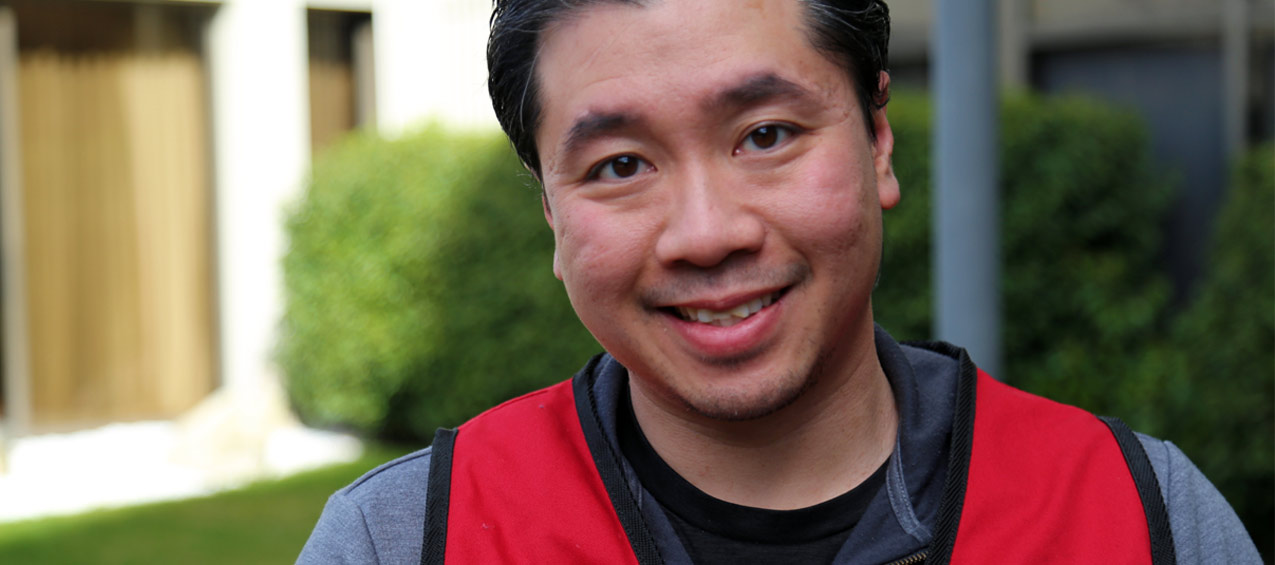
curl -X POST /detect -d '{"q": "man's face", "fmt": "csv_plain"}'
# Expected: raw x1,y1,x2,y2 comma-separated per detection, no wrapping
535,0,899,420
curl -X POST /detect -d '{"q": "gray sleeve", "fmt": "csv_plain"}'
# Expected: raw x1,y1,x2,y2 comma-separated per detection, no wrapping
298,492,383,564
1138,434,1263,564
297,448,434,565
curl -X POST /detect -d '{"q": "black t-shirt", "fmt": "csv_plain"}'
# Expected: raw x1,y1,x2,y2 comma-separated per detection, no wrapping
617,388,889,564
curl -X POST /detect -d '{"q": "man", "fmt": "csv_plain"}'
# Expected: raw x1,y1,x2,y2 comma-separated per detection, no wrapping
299,0,1260,563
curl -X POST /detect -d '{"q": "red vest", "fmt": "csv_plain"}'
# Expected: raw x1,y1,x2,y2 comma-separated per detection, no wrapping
424,354,1173,564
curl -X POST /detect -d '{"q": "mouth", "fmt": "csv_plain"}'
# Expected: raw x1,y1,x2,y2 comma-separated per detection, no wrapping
667,288,787,328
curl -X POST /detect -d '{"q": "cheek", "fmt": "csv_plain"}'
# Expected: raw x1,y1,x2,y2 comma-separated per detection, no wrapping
776,154,879,256
553,203,651,303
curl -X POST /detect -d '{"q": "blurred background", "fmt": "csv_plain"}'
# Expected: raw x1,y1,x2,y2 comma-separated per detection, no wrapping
0,0,1269,563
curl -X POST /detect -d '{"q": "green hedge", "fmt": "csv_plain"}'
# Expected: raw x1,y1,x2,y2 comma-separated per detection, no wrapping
279,127,599,439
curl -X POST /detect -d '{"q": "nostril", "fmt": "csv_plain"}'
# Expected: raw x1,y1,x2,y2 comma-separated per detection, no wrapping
655,219,766,269
653,173,766,268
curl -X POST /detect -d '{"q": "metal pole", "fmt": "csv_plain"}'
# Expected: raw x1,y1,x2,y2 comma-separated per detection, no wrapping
932,0,1003,378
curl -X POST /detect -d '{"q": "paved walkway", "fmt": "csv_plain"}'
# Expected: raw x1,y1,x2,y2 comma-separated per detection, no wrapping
0,420,361,523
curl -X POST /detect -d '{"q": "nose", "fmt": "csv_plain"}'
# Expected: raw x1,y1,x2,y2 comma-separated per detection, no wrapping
653,165,765,268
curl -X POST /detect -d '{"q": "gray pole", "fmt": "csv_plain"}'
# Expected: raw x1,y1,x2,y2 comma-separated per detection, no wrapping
932,0,1002,378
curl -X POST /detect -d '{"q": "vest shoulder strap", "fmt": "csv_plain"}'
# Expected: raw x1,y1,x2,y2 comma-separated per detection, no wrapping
1099,416,1177,565
422,427,455,565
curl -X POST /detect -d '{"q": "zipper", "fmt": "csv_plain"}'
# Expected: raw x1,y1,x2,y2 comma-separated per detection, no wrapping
882,549,927,565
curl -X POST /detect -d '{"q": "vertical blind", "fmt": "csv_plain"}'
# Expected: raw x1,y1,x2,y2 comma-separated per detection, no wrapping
20,49,214,427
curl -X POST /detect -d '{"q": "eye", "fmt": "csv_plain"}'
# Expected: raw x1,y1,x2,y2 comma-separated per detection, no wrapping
736,124,795,154
587,154,652,181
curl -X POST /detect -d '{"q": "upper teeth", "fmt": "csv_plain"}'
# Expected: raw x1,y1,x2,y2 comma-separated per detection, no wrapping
676,293,776,327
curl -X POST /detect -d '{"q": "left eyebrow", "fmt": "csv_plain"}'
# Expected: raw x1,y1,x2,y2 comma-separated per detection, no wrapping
704,72,815,114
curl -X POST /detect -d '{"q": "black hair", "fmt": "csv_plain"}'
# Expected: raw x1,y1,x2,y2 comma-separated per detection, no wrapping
487,0,891,178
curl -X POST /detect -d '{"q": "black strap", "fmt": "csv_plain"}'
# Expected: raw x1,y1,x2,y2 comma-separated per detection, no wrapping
421,427,457,565
1099,416,1178,565
915,341,979,565
572,355,665,565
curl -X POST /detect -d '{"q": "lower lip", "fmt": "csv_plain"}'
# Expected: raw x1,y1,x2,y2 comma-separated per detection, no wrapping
664,296,784,359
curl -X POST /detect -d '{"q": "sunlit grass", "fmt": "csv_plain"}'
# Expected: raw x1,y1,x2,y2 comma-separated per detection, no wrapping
0,442,418,565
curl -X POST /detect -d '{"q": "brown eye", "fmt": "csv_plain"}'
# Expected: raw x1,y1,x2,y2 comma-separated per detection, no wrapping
588,154,651,181
611,155,639,177
738,124,795,154
749,126,780,149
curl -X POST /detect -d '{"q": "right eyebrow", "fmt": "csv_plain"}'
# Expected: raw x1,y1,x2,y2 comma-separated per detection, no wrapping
559,110,643,163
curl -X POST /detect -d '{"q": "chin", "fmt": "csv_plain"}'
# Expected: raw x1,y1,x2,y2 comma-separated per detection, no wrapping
678,355,825,422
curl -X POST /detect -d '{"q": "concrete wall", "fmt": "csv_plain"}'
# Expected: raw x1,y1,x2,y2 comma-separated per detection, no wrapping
207,0,311,393
373,0,495,134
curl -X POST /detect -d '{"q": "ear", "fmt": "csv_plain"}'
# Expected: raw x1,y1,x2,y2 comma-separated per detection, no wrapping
542,192,564,280
871,71,900,211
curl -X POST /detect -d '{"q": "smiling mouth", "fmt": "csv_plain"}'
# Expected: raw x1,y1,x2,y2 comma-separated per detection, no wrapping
669,289,786,327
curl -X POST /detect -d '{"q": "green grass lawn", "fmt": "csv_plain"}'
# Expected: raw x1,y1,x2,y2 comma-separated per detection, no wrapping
0,442,419,564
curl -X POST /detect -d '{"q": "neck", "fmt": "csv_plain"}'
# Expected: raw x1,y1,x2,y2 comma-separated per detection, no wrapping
628,325,898,510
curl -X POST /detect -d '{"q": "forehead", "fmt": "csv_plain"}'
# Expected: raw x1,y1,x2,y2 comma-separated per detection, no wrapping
533,0,855,164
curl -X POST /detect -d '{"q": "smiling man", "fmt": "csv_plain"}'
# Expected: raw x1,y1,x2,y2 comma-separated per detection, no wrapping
298,1,1259,563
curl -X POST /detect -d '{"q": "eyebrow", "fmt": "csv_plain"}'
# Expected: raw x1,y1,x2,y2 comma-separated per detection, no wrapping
560,111,642,164
706,72,814,114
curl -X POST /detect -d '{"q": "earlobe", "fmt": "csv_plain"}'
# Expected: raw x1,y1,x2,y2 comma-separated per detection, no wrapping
878,164,900,211
874,129,900,210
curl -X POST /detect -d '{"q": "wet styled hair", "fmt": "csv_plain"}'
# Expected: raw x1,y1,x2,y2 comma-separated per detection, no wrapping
487,0,891,177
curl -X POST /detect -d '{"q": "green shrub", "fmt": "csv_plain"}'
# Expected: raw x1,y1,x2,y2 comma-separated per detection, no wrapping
280,126,599,439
